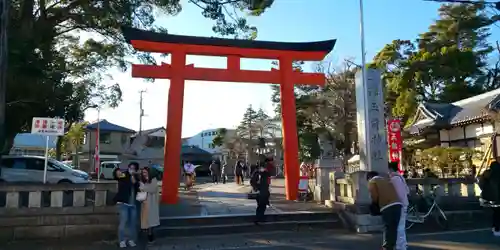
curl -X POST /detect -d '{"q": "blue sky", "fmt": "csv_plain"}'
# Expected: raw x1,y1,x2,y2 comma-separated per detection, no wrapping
84,0,498,137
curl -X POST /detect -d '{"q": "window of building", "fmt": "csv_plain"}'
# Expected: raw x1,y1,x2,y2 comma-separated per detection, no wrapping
450,141,466,147
121,134,128,145
146,136,164,148
100,132,111,144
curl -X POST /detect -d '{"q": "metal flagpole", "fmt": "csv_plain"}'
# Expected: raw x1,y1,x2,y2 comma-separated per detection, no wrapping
359,0,372,171
43,135,49,184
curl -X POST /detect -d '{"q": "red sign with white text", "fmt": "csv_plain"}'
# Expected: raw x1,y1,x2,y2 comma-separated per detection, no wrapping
387,119,402,171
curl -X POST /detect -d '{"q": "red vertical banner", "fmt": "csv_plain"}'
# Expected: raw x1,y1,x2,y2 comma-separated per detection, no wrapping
387,119,402,172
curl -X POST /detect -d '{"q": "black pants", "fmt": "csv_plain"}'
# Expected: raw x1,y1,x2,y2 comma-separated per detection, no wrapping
212,173,218,183
141,228,155,243
221,174,226,184
493,207,500,231
255,194,269,222
381,204,402,250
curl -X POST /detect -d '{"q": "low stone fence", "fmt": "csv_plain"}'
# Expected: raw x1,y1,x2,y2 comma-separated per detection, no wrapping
327,172,484,232
332,175,480,209
0,182,118,241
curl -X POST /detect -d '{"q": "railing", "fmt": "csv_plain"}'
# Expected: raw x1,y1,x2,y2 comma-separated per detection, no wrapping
0,182,118,240
332,174,480,209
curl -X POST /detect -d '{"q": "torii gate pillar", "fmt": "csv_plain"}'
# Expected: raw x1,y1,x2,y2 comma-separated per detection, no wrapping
279,56,300,200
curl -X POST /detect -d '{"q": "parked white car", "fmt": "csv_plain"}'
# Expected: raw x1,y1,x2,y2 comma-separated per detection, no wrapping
0,155,90,184
99,161,121,179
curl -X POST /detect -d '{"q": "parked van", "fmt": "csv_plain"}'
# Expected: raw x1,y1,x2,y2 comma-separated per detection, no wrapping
0,155,90,184
99,161,121,179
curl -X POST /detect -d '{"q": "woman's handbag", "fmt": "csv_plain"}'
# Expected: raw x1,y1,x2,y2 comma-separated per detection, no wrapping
136,191,148,202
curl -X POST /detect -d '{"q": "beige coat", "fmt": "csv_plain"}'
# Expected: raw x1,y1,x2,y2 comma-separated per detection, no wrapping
368,176,402,211
140,178,160,229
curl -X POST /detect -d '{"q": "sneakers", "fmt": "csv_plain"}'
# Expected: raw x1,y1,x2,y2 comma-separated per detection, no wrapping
128,240,137,247
119,240,136,248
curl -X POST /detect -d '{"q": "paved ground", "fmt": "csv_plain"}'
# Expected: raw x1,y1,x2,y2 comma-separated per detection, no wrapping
5,178,497,249
160,178,330,217
149,228,500,250
4,228,500,249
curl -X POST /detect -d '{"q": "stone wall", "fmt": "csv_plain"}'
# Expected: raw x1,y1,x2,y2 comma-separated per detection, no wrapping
0,182,118,241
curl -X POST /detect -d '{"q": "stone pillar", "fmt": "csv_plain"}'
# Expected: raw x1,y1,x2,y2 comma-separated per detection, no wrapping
355,68,388,174
349,68,387,232
314,134,343,202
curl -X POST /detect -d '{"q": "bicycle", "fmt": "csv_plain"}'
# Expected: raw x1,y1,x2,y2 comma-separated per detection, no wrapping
406,185,448,229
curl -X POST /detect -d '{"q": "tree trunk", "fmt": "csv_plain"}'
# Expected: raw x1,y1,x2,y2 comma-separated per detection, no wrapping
55,135,62,160
0,134,14,155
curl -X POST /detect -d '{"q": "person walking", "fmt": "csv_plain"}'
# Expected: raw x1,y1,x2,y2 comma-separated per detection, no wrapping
221,162,228,184
234,160,244,185
113,164,140,248
367,171,402,250
389,162,409,250
209,160,220,184
479,161,500,236
183,161,195,190
139,167,160,244
242,162,249,178
250,164,271,224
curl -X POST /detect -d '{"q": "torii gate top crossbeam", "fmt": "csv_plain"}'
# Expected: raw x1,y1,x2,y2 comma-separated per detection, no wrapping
122,27,336,61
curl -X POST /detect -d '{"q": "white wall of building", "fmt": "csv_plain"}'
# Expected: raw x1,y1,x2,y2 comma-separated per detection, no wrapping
438,122,495,154
184,121,283,156
184,128,224,154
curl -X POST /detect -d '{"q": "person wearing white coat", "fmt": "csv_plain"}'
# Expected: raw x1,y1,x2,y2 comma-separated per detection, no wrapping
389,162,409,250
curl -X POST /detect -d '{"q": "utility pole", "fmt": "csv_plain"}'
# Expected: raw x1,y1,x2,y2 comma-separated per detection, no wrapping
139,90,146,135
0,0,9,155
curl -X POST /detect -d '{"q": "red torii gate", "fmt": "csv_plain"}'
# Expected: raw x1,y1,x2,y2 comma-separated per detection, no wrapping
123,27,336,204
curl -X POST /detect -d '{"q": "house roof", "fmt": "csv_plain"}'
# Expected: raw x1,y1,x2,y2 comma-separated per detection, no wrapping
409,88,500,133
13,133,58,149
86,119,136,133
132,127,165,137
181,145,211,155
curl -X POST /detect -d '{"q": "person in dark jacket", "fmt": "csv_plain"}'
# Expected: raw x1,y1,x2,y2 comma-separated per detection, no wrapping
234,161,244,185
251,165,271,224
209,161,220,184
479,161,500,236
250,162,258,176
114,163,140,248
